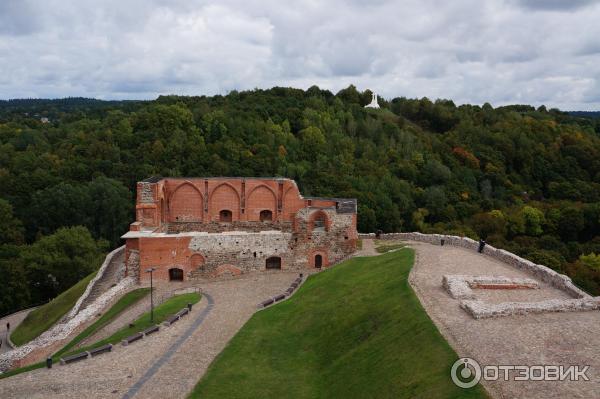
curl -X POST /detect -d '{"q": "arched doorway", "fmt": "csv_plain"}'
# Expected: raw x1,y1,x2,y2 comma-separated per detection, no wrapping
219,209,232,222
260,210,273,222
266,256,282,269
315,254,323,268
169,268,184,281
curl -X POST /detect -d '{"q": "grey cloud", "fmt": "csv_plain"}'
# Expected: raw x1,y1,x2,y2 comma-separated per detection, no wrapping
511,0,597,11
0,0,599,110
0,0,42,35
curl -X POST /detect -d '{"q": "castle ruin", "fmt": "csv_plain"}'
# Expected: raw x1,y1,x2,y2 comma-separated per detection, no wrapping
122,177,358,282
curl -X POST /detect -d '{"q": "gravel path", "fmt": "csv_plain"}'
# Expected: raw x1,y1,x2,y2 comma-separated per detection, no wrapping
407,241,600,399
0,273,298,398
0,308,35,354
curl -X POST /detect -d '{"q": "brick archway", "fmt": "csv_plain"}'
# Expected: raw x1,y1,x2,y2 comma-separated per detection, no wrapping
209,183,240,222
168,182,203,222
246,184,277,221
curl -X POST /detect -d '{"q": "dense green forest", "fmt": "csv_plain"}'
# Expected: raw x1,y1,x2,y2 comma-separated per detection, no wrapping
1,86,600,316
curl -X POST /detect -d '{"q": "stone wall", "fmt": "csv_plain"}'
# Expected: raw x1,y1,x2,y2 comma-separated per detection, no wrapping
66,246,125,320
0,277,135,372
360,232,591,299
188,231,294,277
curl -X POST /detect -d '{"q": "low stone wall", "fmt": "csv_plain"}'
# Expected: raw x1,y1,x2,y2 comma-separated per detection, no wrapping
0,277,135,373
443,275,540,300
66,246,125,320
461,297,600,319
359,232,591,299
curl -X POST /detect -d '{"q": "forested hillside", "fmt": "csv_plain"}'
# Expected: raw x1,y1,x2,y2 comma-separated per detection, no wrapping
1,86,600,316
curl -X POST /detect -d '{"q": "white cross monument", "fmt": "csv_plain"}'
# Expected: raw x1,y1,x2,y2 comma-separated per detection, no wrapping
364,92,380,109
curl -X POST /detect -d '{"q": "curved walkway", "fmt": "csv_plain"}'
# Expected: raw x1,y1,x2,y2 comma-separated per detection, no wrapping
0,272,297,398
407,241,600,399
0,308,35,354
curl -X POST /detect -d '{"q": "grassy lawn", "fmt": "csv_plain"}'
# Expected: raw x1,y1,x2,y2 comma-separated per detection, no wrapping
10,271,98,346
190,249,487,399
66,291,201,355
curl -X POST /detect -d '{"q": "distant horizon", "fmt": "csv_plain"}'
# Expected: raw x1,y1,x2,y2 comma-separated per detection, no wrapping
1,89,599,113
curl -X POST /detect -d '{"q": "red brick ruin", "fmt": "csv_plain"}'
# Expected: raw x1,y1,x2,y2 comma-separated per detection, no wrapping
122,177,358,281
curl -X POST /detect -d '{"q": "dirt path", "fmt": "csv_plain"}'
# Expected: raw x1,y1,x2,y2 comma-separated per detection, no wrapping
0,273,298,398
407,241,600,399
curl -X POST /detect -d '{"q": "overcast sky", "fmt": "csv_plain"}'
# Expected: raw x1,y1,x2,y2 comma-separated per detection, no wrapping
1,0,600,110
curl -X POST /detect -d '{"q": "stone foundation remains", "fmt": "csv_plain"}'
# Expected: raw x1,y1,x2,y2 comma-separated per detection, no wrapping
442,275,540,300
461,297,600,319
361,232,600,319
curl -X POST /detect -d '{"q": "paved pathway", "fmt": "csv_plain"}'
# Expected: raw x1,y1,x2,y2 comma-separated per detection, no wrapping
407,241,600,399
0,308,35,354
0,272,297,398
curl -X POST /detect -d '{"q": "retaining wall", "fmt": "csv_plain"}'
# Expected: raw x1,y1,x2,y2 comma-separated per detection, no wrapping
0,246,132,373
359,232,591,299
66,246,125,320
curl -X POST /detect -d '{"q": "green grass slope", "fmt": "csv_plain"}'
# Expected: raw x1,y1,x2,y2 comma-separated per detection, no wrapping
55,287,150,357
190,249,486,399
10,270,98,346
67,291,201,355
0,287,150,380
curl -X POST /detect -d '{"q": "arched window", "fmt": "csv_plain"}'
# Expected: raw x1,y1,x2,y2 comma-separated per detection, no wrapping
266,256,282,269
169,268,184,281
315,254,323,268
260,210,273,222
219,209,232,222
312,213,326,232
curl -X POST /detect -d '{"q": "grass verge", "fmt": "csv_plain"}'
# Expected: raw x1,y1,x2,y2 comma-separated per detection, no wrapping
54,287,150,358
190,249,487,399
65,291,201,355
1,287,149,379
1,290,201,380
10,271,98,346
